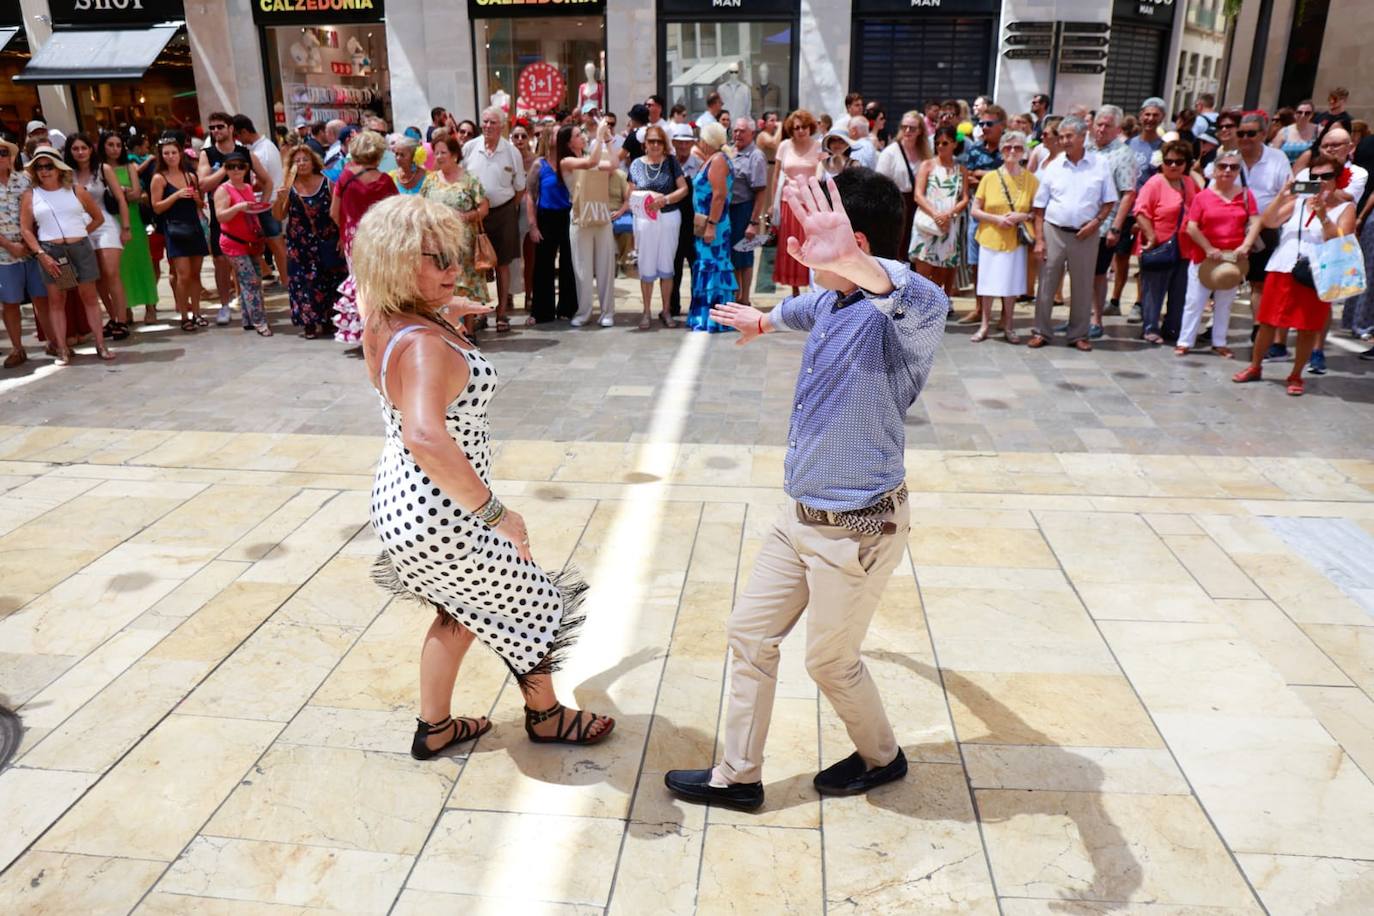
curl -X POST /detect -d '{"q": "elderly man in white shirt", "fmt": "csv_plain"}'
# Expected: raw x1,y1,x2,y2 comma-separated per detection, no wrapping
1029,116,1118,351
846,116,879,170
463,106,527,331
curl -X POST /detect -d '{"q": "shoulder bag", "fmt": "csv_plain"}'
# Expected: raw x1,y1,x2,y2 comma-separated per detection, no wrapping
994,167,1035,247
1291,200,1317,289
912,164,952,237
1139,180,1189,271
473,217,497,271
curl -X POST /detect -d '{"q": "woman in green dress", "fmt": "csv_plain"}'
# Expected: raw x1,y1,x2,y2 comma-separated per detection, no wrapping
100,132,158,321
419,132,490,331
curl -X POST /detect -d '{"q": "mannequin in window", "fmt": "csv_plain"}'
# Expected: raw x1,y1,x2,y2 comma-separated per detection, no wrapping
578,62,602,113
717,61,751,123
751,63,780,118
491,80,511,119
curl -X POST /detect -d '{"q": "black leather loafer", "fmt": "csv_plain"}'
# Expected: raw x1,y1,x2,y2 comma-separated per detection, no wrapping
813,749,908,797
664,768,764,811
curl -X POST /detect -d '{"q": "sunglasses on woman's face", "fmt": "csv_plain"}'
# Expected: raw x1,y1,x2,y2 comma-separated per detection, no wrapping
1002,144,1025,153
511,134,527,141
33,161,55,171
1214,162,1240,172
1163,158,1187,167
645,139,664,146
226,163,247,170
1297,109,1313,116
422,250,454,270
1310,171,1336,181
1217,123,1236,131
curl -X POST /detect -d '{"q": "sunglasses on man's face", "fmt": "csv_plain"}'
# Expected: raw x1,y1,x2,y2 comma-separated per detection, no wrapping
1309,171,1337,181
1320,142,1348,152
422,250,454,271
1236,129,1261,138
1297,109,1314,116
978,120,1000,128
209,124,227,131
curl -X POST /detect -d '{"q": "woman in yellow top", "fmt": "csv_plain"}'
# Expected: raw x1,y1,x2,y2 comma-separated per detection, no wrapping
970,130,1037,343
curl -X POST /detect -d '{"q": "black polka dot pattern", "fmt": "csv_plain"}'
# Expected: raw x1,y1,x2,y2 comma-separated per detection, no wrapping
368,333,578,676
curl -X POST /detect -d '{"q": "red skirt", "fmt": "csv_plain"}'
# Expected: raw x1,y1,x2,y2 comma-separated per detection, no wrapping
1259,271,1331,331
772,200,809,287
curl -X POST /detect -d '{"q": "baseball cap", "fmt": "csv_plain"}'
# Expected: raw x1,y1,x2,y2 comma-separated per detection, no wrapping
25,120,47,135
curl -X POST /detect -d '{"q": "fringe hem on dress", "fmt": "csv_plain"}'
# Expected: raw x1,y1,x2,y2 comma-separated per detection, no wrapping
370,551,588,689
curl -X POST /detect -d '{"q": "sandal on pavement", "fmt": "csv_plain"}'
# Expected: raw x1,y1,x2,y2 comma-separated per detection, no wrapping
1002,328,1021,345
193,314,209,327
1073,339,1093,352
524,703,615,746
255,324,274,337
969,328,989,343
1232,365,1262,383
1174,345,1189,356
3,348,26,369
95,346,115,361
411,715,492,760
496,317,511,333
180,318,197,332
53,350,71,367
659,311,678,329
1143,333,1163,345
1212,346,1234,359
1026,334,1048,348
638,316,652,330
1285,376,1305,396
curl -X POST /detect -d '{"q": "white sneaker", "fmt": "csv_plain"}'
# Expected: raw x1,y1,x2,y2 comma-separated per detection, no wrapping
599,315,615,327
569,317,586,328
215,305,231,326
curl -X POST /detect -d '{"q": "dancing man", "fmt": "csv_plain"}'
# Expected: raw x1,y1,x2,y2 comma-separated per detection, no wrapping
665,169,947,809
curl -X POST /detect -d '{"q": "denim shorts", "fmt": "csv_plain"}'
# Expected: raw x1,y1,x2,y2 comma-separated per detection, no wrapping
258,211,283,239
0,257,50,303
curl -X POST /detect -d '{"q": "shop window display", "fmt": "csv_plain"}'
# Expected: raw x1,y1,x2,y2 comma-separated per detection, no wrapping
665,22,790,121
477,17,605,119
265,24,390,130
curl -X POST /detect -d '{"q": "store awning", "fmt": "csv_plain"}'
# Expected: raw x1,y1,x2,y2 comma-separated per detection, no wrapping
14,24,181,84
669,59,737,88
0,27,20,52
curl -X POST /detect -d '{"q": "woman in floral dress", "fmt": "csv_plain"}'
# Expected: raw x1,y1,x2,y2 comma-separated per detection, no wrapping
420,133,490,319
910,125,968,294
272,145,346,338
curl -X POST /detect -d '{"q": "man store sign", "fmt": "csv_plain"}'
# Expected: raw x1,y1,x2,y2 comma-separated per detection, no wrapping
49,0,185,25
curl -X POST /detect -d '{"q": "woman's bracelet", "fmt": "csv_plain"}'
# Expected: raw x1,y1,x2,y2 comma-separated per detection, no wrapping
474,492,506,528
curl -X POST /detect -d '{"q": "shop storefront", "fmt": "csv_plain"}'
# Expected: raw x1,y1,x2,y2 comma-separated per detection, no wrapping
659,0,796,122
253,0,391,132
0,1,40,137
850,0,999,115
1104,0,1177,109
15,0,196,137
469,0,606,121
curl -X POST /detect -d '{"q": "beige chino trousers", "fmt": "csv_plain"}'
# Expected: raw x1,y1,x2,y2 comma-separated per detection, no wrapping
715,499,910,785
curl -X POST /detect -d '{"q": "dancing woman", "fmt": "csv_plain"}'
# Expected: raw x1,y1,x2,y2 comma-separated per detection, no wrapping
354,195,614,758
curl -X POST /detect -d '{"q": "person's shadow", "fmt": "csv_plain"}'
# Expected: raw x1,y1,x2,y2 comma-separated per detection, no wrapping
866,650,1141,911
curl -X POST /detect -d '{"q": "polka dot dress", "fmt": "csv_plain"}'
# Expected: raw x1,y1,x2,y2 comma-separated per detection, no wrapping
369,325,585,681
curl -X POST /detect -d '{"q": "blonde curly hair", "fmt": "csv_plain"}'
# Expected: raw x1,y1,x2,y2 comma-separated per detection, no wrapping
351,195,464,319
348,129,387,167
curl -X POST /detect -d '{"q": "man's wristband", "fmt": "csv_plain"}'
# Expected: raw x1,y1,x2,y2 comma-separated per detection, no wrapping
756,316,765,336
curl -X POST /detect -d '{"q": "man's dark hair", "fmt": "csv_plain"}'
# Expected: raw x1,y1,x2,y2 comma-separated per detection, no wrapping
431,106,446,122
647,94,665,109
231,114,256,135
844,92,864,108
1197,93,1216,108
706,92,721,108
1032,93,1050,107
206,111,232,127
310,120,328,138
670,103,687,118
825,167,903,260
628,103,650,126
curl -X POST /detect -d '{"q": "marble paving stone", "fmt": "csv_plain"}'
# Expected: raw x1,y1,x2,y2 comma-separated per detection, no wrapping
944,670,1163,749
0,767,99,872
80,542,218,581
823,763,998,914
37,714,281,860
1300,624,1374,694
1236,852,1374,916
1214,600,1354,687
1142,512,1204,536
1150,712,1374,860
915,565,1071,591
275,705,423,755
155,835,411,912
823,650,960,766
131,483,297,552
274,555,391,629
0,850,167,915
977,790,1258,908
18,628,167,729
407,809,622,906
0,547,106,613
710,696,820,829
0,651,76,707
394,890,601,916
206,743,456,855
179,620,361,722
0,572,180,657
144,581,297,667
1163,533,1266,599
998,900,1261,915
18,657,210,773
236,491,370,585
219,488,339,562
961,745,1189,795
139,560,250,621
606,778,707,916
1232,552,1373,626
1074,581,1222,623
136,892,323,915
907,526,1060,569
1294,685,1374,779
697,823,823,916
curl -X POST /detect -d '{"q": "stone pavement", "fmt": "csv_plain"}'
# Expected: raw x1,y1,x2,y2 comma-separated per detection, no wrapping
3,277,1373,458
2,273,1374,913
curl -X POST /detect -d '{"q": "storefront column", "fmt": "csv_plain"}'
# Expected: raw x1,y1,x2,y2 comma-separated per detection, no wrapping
385,0,475,127
606,0,653,114
798,0,848,117
185,0,268,128
16,0,76,131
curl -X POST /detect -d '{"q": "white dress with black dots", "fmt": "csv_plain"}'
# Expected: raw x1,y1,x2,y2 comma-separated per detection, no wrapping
369,324,585,680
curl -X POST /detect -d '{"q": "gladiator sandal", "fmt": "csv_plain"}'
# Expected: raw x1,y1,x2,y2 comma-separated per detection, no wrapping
410,714,492,760
523,703,615,746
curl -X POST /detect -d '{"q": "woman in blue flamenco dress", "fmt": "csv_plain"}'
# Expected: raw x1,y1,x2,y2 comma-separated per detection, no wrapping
687,123,738,332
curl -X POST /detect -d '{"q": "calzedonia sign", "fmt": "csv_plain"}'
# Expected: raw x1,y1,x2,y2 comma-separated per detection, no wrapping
468,0,606,18
48,0,185,26
252,0,385,26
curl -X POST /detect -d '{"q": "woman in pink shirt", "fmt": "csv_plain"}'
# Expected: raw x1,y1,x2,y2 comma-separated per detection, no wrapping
1177,148,1261,357
1134,140,1198,344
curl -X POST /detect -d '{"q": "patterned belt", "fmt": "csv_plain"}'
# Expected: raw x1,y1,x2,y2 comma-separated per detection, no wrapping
795,485,908,537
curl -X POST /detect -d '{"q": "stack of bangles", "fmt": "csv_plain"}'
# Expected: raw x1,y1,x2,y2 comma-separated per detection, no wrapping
475,493,506,528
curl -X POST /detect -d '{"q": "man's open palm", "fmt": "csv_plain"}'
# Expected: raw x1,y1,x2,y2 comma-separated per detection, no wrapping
783,175,860,274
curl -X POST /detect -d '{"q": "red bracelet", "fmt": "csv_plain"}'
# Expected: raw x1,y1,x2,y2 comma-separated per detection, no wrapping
756,316,765,336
